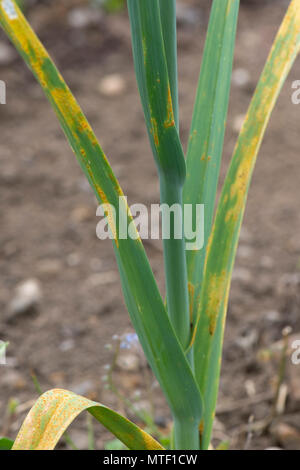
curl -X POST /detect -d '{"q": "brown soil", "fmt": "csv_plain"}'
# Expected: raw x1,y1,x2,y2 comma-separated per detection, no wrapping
1,0,300,450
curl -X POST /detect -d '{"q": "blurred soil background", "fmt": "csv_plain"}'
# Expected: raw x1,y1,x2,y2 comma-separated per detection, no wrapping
1,0,300,450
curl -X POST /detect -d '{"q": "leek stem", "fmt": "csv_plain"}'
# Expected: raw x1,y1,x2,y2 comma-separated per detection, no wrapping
160,176,190,350
173,417,199,450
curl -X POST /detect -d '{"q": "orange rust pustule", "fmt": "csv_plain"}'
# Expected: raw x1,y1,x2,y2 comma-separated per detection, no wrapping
164,85,175,129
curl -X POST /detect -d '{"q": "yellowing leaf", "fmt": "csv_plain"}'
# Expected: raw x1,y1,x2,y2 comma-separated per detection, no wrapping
12,389,164,450
192,0,300,449
0,0,203,436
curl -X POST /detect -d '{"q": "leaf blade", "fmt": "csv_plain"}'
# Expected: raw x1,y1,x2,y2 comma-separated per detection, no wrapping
127,0,191,352
193,0,300,449
0,438,14,450
127,0,185,183
183,0,240,325
159,0,178,129
0,0,203,430
12,389,163,450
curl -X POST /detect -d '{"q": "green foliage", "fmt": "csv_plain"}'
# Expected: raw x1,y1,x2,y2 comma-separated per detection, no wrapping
0,438,14,450
93,0,125,13
105,438,127,450
15,0,25,12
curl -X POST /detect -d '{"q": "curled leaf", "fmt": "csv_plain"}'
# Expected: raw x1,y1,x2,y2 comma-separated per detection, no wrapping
12,389,164,450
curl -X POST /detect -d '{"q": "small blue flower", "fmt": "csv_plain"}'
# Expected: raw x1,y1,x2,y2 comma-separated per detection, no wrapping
120,333,139,350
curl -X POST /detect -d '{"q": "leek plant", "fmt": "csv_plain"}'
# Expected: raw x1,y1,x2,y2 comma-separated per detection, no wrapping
0,0,299,450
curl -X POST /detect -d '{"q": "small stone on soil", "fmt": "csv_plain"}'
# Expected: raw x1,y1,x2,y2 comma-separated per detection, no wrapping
232,68,251,88
71,379,95,396
98,74,126,97
271,422,300,450
6,279,42,320
67,7,102,29
116,353,140,372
